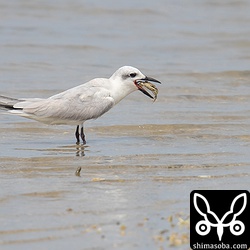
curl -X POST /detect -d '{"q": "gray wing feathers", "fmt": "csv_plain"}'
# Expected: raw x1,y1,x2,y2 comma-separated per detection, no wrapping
12,91,114,124
2,79,115,124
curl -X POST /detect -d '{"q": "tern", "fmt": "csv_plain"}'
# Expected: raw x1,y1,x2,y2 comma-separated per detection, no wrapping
0,66,161,144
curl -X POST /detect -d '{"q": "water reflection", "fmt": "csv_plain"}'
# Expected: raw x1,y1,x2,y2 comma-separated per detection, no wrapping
75,145,85,157
13,144,87,157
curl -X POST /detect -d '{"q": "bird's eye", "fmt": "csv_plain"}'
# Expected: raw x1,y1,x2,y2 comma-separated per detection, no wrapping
129,73,137,78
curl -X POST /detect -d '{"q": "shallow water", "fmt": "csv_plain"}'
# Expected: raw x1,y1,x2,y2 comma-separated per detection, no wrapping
0,1,250,249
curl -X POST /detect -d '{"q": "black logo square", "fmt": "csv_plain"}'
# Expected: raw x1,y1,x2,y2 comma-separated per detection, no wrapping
190,190,249,250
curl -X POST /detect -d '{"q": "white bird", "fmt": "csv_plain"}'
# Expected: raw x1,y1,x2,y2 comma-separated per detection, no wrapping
0,66,161,144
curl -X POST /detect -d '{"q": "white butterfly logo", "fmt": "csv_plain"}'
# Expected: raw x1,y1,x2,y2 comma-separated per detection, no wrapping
193,193,247,241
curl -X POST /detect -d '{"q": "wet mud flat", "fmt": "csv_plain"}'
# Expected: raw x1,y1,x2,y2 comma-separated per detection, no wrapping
0,119,249,249
1,69,250,249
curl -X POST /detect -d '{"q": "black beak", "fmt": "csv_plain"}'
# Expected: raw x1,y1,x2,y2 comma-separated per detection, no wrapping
140,76,161,84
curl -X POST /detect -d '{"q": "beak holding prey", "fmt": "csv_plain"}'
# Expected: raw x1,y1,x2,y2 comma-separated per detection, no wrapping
134,76,161,102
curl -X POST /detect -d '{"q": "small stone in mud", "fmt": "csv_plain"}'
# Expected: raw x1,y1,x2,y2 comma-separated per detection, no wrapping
75,167,81,176
120,225,126,236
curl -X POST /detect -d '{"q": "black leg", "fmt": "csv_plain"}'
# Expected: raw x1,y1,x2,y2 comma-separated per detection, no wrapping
80,126,86,145
75,125,80,144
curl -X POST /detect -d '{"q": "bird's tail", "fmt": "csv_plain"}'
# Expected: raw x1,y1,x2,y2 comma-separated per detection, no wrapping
0,95,23,110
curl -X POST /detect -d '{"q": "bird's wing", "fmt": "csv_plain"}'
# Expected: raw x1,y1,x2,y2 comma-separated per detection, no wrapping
12,83,115,124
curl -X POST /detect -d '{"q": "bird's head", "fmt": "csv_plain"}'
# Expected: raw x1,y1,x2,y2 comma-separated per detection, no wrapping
110,66,161,100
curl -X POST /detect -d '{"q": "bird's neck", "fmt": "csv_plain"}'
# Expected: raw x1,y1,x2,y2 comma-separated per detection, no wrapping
110,82,136,105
